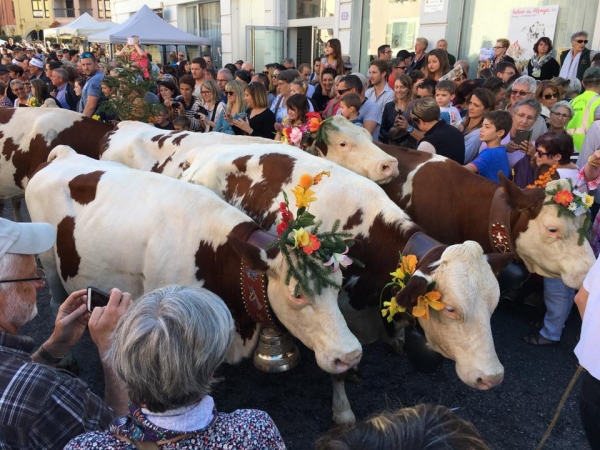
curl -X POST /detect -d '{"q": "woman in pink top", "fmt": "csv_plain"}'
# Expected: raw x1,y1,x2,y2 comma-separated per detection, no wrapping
117,35,150,79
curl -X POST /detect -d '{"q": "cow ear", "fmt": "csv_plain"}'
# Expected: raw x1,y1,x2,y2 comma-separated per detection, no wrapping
316,140,329,156
485,252,517,276
395,274,429,315
227,235,269,272
499,173,545,212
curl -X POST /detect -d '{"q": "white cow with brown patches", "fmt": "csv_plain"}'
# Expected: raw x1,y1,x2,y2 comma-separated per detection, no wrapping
178,144,510,424
26,145,363,376
99,117,399,183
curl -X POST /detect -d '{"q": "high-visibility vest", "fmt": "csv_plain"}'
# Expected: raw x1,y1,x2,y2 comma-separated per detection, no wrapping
567,91,600,151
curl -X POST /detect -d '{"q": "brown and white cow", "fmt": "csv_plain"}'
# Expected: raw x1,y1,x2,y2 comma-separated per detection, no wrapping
0,107,113,199
178,144,509,423
25,146,362,375
375,144,595,289
99,117,399,183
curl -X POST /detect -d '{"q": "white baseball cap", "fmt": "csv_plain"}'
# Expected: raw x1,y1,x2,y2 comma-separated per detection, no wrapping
0,218,55,258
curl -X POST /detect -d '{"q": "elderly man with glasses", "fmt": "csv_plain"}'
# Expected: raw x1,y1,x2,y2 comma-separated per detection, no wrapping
0,218,131,448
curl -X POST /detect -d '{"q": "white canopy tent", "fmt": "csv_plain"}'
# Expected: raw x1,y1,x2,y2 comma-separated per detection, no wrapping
87,5,210,46
43,13,117,38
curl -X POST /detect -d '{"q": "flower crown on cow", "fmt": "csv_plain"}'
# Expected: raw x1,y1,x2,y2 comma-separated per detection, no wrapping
544,179,592,245
272,171,362,296
280,113,337,151
380,254,443,321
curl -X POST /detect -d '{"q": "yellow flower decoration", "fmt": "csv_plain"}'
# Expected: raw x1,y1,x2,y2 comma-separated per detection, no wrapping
381,297,406,322
292,228,309,248
412,290,445,320
291,186,317,209
92,114,101,121
389,254,418,287
584,194,594,208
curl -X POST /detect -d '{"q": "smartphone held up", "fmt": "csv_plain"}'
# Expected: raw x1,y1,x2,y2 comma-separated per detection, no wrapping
87,286,110,312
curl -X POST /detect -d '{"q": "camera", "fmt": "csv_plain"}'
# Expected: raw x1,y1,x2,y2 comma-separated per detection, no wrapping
171,101,181,109
196,105,209,116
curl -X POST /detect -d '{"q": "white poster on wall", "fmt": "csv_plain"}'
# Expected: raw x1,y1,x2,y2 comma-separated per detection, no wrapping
424,0,444,14
506,6,559,65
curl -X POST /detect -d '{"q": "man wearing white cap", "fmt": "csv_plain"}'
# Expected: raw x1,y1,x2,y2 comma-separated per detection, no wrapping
0,218,130,448
28,56,50,87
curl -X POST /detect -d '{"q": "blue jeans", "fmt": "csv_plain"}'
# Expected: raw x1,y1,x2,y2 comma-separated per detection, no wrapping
540,277,576,341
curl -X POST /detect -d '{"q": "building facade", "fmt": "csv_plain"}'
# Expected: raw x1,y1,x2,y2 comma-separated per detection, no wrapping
62,0,600,72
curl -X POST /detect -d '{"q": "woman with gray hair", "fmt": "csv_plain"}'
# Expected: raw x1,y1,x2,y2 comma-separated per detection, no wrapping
559,31,593,82
65,285,285,449
548,101,574,133
412,97,465,164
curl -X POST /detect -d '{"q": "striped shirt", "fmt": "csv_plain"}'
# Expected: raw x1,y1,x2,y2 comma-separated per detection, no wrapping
0,333,114,449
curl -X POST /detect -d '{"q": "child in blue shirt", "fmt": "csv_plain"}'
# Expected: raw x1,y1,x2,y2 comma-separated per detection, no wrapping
465,110,512,183
340,93,364,128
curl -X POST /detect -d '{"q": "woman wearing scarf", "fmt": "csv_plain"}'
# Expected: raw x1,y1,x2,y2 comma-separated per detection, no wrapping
527,37,560,81
560,31,593,82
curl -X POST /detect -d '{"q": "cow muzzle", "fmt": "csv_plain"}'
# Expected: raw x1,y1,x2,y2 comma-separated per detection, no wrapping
317,347,363,374
376,159,400,184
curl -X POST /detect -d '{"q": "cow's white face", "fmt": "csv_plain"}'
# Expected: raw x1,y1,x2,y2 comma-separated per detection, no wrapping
515,200,595,289
418,241,504,390
264,252,362,374
317,116,399,184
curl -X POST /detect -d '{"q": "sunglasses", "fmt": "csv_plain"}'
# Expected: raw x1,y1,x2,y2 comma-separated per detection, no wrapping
0,267,46,284
535,148,549,157
81,52,93,59
226,91,235,96
393,66,407,70
262,71,269,75
337,88,351,95
575,39,589,44
543,93,559,100
511,90,529,97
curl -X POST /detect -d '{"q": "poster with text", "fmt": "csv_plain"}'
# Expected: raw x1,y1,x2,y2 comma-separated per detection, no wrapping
506,6,559,65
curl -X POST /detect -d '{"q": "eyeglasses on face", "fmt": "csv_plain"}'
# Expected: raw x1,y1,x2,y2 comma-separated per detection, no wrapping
337,88,351,95
201,90,211,94
511,90,529,97
535,148,549,157
0,267,46,284
493,46,505,49
226,91,235,96
550,111,570,119
394,66,407,70
543,93,559,100
575,39,589,44
515,112,536,122
262,71,269,75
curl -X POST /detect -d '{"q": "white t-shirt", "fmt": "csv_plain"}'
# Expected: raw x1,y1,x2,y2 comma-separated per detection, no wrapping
575,255,600,379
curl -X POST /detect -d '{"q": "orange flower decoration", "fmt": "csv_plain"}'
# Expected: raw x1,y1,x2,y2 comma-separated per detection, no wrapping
412,290,445,320
554,190,574,207
312,171,330,185
302,234,321,255
299,174,314,189
307,117,322,133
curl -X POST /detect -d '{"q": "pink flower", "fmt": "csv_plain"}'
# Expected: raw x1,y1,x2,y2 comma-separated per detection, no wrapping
289,127,303,146
323,246,353,272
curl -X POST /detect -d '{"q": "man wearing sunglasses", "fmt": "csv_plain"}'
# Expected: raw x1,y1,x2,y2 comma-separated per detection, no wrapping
78,52,103,117
0,218,131,448
560,31,593,82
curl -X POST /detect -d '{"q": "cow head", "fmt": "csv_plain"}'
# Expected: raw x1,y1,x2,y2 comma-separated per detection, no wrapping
227,234,362,374
312,116,399,184
397,241,506,390
501,176,595,289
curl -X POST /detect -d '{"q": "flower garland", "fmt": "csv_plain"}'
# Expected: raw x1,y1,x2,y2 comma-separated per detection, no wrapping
544,179,593,245
280,112,337,150
27,97,40,108
273,171,361,296
380,253,444,322
526,163,558,189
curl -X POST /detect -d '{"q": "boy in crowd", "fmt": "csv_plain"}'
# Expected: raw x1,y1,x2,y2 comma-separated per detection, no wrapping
173,115,191,131
339,93,363,127
435,80,462,127
465,110,511,182
153,104,174,130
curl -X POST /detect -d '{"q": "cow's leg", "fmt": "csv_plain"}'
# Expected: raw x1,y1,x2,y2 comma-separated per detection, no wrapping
10,197,23,222
38,249,68,316
331,373,356,425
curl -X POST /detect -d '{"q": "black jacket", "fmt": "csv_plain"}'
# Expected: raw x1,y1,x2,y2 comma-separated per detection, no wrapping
63,83,78,111
527,57,560,81
420,120,465,164
560,48,592,82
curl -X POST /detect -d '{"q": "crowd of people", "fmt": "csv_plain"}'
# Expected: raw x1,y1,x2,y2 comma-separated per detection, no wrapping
1,29,600,449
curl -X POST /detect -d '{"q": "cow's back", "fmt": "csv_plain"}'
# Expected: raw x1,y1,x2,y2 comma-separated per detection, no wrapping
100,121,277,177
25,147,253,297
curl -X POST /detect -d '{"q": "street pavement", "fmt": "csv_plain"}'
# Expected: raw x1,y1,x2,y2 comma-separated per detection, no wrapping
8,201,591,450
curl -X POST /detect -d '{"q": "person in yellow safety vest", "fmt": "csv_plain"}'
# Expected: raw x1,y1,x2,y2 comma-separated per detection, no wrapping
567,67,600,152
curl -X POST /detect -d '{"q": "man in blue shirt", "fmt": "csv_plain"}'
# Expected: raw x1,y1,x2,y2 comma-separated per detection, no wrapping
78,52,104,117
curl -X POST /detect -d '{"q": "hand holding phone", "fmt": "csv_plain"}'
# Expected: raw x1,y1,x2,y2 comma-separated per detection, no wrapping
87,286,110,312
127,37,135,46
513,129,532,146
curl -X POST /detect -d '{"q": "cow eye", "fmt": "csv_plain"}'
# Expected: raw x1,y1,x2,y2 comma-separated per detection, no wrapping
444,306,455,312
339,141,347,147
546,226,559,235
443,306,459,320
